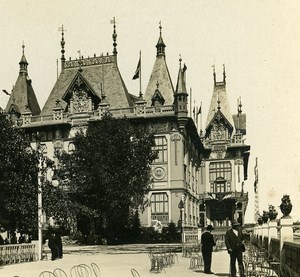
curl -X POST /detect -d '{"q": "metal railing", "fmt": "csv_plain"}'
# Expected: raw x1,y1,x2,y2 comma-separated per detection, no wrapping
0,243,37,265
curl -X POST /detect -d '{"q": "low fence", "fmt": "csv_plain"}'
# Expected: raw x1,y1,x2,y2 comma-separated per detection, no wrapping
253,228,300,276
0,243,36,265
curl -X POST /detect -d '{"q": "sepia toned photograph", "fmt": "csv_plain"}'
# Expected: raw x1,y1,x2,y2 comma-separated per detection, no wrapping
0,1,299,276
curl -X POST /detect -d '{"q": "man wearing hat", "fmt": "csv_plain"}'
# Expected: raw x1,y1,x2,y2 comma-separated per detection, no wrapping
225,220,245,277
201,224,216,274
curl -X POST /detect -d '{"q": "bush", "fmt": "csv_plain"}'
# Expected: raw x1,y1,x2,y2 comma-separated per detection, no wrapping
77,234,104,245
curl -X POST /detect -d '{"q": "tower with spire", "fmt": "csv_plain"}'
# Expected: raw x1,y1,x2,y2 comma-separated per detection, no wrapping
144,23,174,107
199,65,250,232
5,43,41,124
174,56,189,129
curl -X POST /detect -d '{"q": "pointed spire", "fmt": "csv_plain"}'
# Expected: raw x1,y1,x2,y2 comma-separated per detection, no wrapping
156,21,166,57
19,42,28,74
58,25,66,71
223,64,226,84
175,55,187,94
111,17,118,56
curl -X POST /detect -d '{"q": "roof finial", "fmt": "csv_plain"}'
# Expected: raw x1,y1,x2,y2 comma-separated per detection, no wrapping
58,25,66,71
217,92,221,110
111,17,118,56
100,83,106,101
212,64,216,85
156,22,166,57
179,54,182,69
238,97,242,114
223,64,226,84
159,20,162,35
19,42,28,74
77,50,83,72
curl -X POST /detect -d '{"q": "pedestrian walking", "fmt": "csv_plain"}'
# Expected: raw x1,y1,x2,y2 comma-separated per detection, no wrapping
201,224,216,274
225,220,245,277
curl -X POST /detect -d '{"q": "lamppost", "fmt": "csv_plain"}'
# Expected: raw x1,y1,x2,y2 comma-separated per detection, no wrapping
35,144,59,261
178,195,185,242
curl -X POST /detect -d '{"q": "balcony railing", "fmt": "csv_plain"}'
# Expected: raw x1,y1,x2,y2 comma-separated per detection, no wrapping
17,104,175,127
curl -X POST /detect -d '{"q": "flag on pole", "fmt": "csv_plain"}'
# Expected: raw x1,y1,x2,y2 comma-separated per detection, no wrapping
132,57,141,80
2,89,10,96
182,63,187,72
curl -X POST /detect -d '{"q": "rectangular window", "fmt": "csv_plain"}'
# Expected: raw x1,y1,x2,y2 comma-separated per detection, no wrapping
151,193,169,223
209,161,232,182
153,136,168,163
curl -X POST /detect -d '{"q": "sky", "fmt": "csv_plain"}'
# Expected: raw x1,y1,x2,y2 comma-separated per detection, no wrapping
0,0,300,223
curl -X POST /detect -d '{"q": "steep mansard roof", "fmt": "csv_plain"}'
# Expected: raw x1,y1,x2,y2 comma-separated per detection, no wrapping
144,26,174,107
144,54,174,107
42,55,133,114
205,82,235,130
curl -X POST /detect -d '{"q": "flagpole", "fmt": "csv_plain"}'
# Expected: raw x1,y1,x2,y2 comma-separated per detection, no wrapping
139,50,142,97
200,101,202,135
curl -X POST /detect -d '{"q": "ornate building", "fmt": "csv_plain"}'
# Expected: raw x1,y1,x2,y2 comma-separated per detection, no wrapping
4,23,203,231
199,66,250,233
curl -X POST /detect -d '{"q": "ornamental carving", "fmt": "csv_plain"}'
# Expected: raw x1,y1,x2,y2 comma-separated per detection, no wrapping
171,133,181,142
211,122,227,141
148,122,170,134
234,158,243,165
210,144,227,159
152,166,167,180
71,87,91,113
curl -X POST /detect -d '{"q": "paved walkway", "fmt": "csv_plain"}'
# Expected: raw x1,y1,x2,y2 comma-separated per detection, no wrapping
0,245,230,277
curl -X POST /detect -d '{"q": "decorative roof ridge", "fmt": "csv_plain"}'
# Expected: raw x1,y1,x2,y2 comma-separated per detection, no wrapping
65,54,116,69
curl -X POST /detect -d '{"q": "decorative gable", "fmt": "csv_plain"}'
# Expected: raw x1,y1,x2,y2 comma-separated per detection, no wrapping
205,110,234,141
151,88,165,106
62,72,100,114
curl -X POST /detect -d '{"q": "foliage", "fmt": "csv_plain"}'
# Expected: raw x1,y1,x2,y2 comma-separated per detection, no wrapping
267,204,278,221
257,216,263,225
162,221,181,243
139,224,181,244
262,210,269,223
280,194,293,217
0,113,38,234
57,113,157,242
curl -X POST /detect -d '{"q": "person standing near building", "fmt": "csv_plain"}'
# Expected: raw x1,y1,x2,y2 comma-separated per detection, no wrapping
201,224,216,274
225,220,245,277
48,231,58,261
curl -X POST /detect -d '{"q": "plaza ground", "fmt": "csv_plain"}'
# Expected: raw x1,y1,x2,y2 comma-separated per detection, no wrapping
0,244,231,277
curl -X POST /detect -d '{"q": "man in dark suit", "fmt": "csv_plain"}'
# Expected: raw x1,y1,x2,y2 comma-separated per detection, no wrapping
201,224,216,274
225,220,245,277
